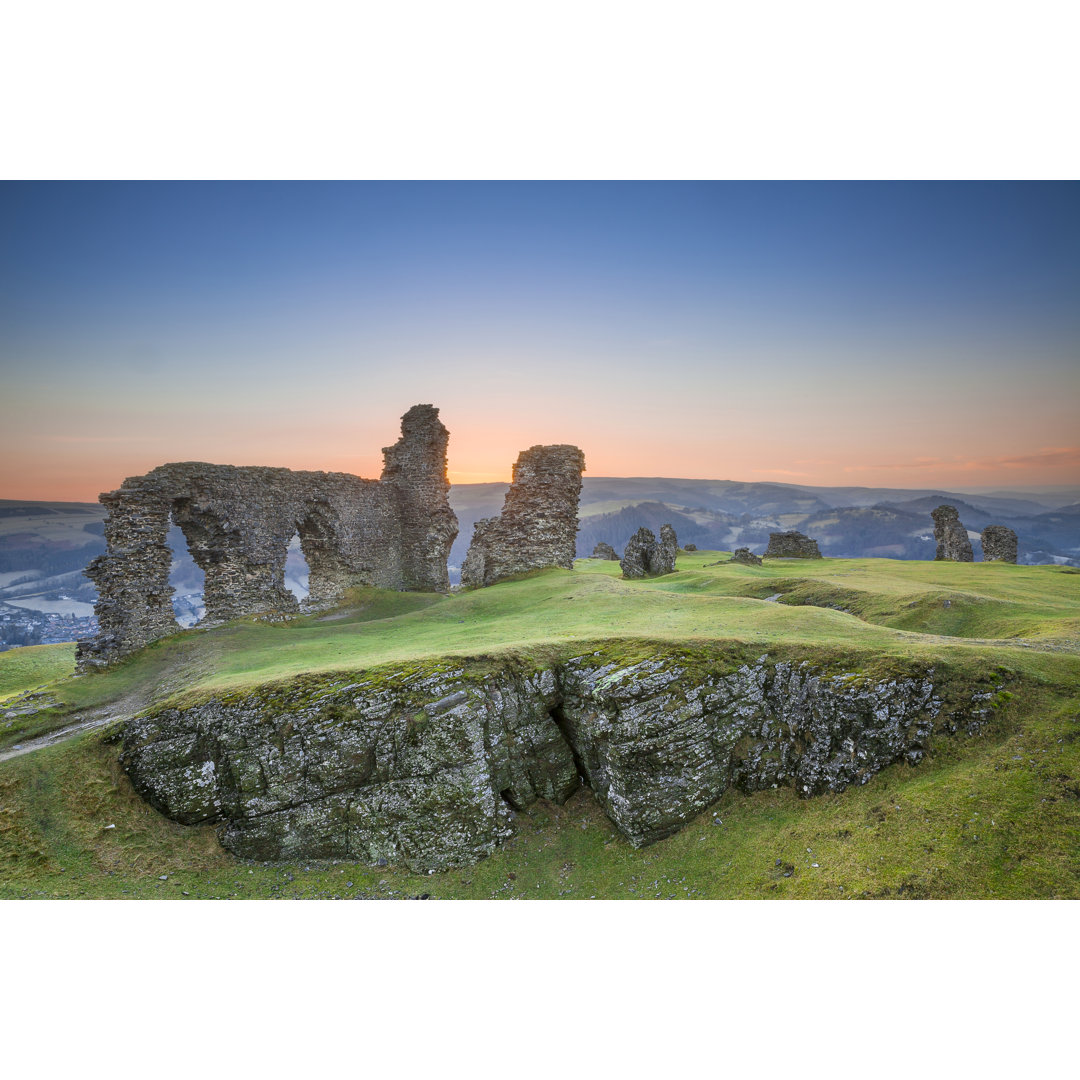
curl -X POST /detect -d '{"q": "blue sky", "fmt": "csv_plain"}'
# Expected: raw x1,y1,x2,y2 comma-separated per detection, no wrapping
2,181,1077,497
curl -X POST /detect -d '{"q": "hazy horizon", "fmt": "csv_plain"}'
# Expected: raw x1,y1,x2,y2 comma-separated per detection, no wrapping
2,181,1078,501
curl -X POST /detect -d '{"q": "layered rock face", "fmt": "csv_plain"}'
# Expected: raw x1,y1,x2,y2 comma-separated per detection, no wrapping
932,505,974,562
981,525,1018,563
731,547,763,566
621,524,678,578
591,542,619,560
120,652,982,869
461,445,585,588
77,405,458,669
764,531,822,559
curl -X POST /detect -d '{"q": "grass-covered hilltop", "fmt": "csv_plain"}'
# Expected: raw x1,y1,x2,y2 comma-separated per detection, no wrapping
1,551,1078,900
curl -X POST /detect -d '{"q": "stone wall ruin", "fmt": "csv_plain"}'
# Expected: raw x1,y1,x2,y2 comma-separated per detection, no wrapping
76,404,458,670
460,445,586,588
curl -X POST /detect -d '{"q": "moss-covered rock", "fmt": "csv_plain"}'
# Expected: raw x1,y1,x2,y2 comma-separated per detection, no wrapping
120,653,984,869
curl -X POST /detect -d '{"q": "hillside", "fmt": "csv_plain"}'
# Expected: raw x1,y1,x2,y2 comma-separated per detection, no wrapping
1,553,1077,899
3,482,1077,646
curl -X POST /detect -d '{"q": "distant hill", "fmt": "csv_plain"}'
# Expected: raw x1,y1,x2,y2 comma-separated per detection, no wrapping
446,478,1080,572
1,478,1077,630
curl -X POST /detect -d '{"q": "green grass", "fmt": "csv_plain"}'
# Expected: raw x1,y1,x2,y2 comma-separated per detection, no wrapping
1,552,1078,898
1,683,1075,899
0,642,75,702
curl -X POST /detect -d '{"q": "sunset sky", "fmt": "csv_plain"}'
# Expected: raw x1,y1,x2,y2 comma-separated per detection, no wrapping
2,180,1077,501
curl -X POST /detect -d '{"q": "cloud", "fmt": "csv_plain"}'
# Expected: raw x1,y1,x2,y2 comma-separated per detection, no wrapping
843,447,1080,475
750,468,809,477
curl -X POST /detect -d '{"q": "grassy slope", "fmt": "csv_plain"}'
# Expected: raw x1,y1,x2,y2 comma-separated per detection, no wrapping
1,552,1077,899
0,642,75,702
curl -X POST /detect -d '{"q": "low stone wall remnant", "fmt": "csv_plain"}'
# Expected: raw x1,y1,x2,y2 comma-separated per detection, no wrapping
764,531,822,559
731,547,763,566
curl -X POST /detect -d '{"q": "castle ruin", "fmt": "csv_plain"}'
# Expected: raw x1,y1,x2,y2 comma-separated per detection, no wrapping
76,405,458,670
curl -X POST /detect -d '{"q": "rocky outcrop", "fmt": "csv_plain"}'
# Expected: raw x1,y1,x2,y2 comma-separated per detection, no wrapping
77,405,458,669
764,531,822,559
591,542,619,560
981,525,1017,563
461,445,585,588
730,547,763,566
620,524,678,579
120,651,983,869
932,505,974,562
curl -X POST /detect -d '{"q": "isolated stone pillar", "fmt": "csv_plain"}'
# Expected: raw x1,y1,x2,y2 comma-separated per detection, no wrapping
981,525,1017,563
461,444,586,588
381,404,458,592
932,505,974,562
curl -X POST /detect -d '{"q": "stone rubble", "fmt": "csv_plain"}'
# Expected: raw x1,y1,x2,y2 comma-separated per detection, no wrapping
730,547,763,566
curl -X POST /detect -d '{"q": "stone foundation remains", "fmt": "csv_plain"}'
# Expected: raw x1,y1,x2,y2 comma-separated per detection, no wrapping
731,547,763,566
591,542,619,560
461,445,586,588
76,405,458,670
932,505,974,562
621,524,678,578
764,531,822,559
981,525,1018,563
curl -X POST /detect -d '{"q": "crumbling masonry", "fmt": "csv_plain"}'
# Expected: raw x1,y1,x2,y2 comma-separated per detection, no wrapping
932,505,974,562
981,525,1018,563
76,405,458,670
621,524,678,579
764,531,822,559
461,445,586,588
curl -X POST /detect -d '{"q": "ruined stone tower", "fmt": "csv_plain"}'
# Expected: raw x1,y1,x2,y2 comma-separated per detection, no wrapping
76,405,458,670
932,505,974,562
461,444,586,588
